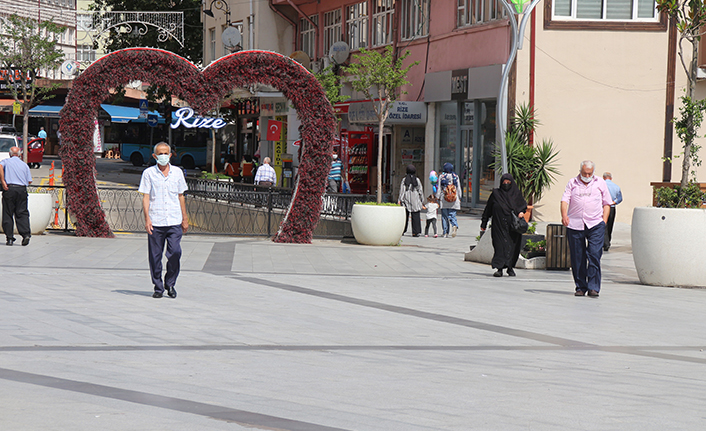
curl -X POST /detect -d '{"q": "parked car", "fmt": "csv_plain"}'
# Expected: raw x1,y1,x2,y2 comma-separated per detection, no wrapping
0,124,18,135
0,134,21,161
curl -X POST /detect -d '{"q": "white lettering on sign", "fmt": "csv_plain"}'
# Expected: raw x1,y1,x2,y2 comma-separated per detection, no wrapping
170,107,227,129
451,75,468,95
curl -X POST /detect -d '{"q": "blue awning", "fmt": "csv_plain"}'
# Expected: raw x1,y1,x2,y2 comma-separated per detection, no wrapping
28,105,62,118
100,104,164,124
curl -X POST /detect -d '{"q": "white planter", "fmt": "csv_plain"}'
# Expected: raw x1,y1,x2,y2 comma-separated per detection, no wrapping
350,204,405,246
632,206,706,287
0,192,53,235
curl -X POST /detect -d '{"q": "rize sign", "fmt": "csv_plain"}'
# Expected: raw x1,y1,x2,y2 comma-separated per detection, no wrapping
170,107,227,129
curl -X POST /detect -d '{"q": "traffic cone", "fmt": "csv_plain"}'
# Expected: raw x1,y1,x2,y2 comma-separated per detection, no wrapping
53,201,60,228
49,161,55,186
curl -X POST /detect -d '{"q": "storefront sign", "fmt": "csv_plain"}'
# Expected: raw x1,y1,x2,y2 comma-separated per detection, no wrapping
170,107,227,129
451,69,469,101
349,101,426,124
259,98,290,116
0,69,32,93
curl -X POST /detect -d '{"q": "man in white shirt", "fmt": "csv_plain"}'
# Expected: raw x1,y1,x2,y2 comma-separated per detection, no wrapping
139,142,189,299
0,146,33,246
254,157,277,186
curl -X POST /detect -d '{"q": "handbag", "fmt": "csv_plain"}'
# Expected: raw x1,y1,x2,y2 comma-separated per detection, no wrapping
511,213,529,234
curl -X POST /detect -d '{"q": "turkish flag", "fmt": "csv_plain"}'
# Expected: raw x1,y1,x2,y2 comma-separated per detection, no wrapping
266,120,282,141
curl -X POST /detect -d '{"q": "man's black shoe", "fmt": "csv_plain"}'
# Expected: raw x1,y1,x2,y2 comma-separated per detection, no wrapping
6,238,14,246
152,291,163,298
575,290,586,296
507,268,516,276
588,290,600,298
166,286,177,299
493,269,503,277
603,246,609,251
21,237,30,246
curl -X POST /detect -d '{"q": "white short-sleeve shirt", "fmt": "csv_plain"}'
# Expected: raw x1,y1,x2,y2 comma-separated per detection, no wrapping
138,164,188,227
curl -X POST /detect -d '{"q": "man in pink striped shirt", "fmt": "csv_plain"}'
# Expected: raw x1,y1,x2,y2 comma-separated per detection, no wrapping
560,160,612,298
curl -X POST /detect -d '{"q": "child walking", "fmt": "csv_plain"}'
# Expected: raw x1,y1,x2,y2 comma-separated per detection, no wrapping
425,195,439,238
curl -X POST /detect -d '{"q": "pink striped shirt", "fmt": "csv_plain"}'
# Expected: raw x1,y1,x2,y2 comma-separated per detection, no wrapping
561,176,612,230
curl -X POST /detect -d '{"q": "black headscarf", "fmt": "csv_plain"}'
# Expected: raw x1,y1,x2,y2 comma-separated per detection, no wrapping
494,173,527,214
404,164,418,189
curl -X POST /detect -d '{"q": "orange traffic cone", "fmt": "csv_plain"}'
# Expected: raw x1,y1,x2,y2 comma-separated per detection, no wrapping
49,161,55,186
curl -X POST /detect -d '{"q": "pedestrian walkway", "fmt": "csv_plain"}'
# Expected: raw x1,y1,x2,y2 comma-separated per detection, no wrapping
1,218,705,430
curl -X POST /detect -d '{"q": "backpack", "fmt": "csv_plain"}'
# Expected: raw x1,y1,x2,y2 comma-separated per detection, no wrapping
443,183,457,202
442,173,458,202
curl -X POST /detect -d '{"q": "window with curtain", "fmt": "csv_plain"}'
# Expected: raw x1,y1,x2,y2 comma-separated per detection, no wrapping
373,0,394,47
457,0,507,27
323,9,342,56
300,15,318,59
346,2,368,50
553,0,657,20
401,0,429,40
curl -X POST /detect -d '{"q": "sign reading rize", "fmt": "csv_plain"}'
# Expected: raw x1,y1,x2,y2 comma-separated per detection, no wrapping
170,107,227,129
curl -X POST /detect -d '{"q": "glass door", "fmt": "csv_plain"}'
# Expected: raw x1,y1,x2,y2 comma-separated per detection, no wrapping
460,127,473,204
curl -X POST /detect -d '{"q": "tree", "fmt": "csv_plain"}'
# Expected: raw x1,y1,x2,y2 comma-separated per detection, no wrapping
343,46,418,203
89,0,203,65
0,14,65,161
315,65,349,108
656,0,706,189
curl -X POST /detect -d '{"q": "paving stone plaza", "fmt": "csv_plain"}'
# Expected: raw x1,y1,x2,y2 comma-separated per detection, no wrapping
1,219,705,430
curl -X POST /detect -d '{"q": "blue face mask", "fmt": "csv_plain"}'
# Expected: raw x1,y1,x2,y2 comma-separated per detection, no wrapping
155,154,171,166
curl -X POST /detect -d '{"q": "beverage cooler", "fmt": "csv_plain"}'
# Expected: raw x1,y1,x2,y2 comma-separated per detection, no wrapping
342,131,374,194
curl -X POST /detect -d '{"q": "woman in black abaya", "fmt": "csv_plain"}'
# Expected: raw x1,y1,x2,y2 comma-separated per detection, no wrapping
480,173,527,277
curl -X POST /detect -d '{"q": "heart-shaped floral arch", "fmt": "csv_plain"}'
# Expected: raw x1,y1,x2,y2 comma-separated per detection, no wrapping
59,48,336,243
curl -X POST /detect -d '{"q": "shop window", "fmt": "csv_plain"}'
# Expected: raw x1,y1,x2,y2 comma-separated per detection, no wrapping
373,0,394,47
346,2,368,50
300,15,318,59
323,9,342,55
457,0,507,27
400,0,429,41
545,0,666,30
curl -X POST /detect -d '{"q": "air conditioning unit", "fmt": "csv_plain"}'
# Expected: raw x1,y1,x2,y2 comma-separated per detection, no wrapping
311,58,324,74
698,67,706,80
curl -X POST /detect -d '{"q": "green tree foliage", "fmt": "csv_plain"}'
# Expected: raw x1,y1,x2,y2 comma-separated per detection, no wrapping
315,65,349,107
493,103,561,205
343,46,418,203
656,0,706,188
89,0,203,65
0,14,65,160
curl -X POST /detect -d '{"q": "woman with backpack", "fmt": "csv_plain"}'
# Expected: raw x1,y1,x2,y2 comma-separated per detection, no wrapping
398,164,425,237
480,173,527,277
436,163,462,238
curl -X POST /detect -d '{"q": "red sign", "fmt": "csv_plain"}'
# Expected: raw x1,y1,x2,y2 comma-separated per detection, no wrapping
266,119,282,140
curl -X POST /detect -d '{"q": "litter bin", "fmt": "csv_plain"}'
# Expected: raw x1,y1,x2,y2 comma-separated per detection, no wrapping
546,224,571,270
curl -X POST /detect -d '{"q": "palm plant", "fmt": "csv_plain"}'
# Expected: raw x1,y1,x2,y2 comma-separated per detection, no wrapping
493,103,561,205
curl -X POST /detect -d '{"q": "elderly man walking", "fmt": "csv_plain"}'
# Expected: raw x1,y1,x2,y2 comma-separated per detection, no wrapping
0,146,33,246
602,172,623,252
139,142,188,299
561,160,612,298
254,157,277,186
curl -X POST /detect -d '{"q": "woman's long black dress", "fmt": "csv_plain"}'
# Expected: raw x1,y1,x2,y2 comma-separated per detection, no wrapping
480,174,528,270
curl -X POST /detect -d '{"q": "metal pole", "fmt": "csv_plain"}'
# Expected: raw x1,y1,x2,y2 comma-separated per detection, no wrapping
496,0,543,175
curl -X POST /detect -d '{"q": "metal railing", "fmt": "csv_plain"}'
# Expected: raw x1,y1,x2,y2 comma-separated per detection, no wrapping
29,180,377,236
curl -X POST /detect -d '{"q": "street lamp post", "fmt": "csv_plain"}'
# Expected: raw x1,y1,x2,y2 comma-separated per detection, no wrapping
496,0,542,174
203,0,231,25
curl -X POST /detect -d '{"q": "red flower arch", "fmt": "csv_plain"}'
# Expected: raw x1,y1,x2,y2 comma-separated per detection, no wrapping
59,48,336,243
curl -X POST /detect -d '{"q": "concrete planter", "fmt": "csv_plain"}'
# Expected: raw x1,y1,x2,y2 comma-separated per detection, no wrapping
0,192,53,235
350,204,405,246
632,206,706,287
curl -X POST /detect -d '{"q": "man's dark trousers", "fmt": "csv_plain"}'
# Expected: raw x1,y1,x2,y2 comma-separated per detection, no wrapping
148,225,182,294
604,206,616,250
2,185,30,241
567,222,606,293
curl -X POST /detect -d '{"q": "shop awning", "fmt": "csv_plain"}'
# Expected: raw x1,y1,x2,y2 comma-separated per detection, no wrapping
100,104,164,124
28,104,63,118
